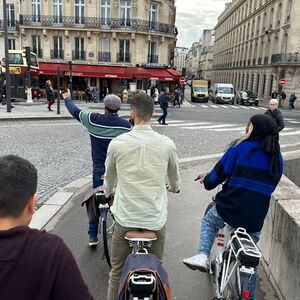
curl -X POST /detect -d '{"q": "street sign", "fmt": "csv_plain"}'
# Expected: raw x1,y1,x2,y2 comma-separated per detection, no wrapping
279,78,286,85
179,77,186,85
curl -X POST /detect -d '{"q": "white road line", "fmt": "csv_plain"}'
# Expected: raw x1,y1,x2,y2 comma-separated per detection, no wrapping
182,124,236,129
201,105,209,108
210,105,219,108
288,121,300,124
153,122,212,127
179,149,299,163
151,120,183,124
239,106,250,110
281,142,300,148
259,107,267,110
250,107,260,110
280,130,300,136
219,105,229,109
282,127,294,131
214,127,245,132
231,105,239,109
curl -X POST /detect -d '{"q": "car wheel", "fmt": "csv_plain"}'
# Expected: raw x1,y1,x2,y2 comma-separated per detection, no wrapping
255,102,258,106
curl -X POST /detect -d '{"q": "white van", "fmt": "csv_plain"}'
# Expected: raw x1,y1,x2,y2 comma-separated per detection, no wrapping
212,83,235,104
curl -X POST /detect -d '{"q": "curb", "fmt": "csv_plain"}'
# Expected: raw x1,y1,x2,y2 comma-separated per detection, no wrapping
29,176,92,230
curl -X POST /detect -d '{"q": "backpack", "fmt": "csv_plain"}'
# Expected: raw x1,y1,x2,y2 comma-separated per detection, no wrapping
117,253,171,300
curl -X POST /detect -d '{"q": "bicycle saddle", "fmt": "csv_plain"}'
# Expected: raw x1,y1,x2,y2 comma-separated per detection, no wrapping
125,230,157,242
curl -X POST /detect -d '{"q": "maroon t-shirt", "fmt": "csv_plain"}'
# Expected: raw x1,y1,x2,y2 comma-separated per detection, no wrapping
0,226,94,300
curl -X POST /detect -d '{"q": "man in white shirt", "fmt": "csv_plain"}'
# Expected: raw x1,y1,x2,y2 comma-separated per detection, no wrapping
104,92,181,300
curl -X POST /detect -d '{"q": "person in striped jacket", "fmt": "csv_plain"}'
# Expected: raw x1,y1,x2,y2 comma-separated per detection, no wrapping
63,91,132,247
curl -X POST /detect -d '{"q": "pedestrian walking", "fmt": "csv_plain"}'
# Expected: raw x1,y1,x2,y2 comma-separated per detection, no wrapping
1,80,6,105
157,88,169,125
271,90,278,99
281,91,286,106
289,92,297,110
104,93,180,300
0,155,94,300
153,87,159,104
62,91,132,247
45,80,55,111
265,99,285,132
85,87,92,103
173,86,181,108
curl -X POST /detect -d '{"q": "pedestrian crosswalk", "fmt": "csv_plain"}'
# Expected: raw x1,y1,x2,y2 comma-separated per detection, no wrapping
193,104,267,111
151,118,300,136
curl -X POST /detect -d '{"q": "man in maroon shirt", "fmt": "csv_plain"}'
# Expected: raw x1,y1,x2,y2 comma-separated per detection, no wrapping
0,155,94,300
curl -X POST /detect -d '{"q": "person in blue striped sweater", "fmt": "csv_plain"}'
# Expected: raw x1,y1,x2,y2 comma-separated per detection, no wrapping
63,91,132,246
183,114,283,300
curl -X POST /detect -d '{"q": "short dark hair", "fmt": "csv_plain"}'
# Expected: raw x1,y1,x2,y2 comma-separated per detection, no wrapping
0,155,37,218
130,93,154,121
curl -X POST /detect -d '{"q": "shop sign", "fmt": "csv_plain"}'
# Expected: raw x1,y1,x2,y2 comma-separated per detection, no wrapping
105,74,117,78
9,66,21,74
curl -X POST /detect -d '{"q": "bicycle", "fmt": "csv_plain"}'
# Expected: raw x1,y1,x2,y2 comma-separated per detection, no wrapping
94,189,115,268
204,199,261,300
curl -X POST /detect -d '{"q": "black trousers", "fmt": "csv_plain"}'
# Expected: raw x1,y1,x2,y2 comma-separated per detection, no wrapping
158,107,168,124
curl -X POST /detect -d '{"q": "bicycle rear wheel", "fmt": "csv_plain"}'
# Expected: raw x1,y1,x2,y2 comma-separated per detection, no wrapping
101,209,114,268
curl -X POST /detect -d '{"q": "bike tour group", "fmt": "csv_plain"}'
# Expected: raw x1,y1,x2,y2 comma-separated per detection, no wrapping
0,90,283,300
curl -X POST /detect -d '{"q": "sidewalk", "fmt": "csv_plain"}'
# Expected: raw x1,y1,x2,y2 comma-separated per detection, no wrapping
0,99,192,121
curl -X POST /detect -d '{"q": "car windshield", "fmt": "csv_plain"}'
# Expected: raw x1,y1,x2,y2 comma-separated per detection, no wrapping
219,87,233,94
247,91,255,97
193,86,208,92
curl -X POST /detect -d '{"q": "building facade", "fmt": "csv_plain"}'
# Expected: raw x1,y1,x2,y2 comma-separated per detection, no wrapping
185,42,199,78
174,46,188,73
0,0,180,95
212,0,299,105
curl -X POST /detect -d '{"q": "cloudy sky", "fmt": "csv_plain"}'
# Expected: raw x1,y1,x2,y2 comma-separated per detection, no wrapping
175,0,229,48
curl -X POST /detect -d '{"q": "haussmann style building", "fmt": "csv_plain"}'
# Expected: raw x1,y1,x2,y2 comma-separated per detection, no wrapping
212,0,299,107
0,0,181,98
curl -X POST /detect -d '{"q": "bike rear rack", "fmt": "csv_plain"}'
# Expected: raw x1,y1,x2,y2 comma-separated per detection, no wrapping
128,272,156,300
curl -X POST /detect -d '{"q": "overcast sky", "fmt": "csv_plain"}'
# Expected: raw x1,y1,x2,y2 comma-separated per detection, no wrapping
175,0,229,48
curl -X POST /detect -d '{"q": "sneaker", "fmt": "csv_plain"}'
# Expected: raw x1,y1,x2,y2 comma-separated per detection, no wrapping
182,253,208,272
88,237,99,247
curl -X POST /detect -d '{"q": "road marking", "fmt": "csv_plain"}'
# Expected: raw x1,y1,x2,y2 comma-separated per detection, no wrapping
280,130,300,136
281,141,300,148
231,105,239,109
250,107,260,110
210,105,219,108
153,122,211,127
214,127,245,132
182,124,236,129
179,149,300,163
288,121,300,124
219,105,229,109
151,120,183,124
201,105,209,108
239,106,250,110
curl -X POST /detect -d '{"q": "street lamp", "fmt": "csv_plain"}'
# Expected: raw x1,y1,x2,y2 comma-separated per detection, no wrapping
3,0,12,112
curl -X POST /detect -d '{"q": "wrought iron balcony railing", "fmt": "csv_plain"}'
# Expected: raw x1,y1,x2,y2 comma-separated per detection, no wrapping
19,14,177,36
0,19,19,31
72,50,86,60
98,51,111,62
271,53,300,64
32,48,43,58
50,49,64,59
147,54,158,64
117,53,131,63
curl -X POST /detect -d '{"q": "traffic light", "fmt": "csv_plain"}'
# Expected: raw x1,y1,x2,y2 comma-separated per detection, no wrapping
25,46,31,66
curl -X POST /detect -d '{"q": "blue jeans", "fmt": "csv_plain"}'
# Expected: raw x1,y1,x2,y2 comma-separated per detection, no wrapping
198,205,260,300
87,164,105,238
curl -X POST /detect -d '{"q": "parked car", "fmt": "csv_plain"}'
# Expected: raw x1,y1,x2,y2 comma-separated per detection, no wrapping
236,91,259,106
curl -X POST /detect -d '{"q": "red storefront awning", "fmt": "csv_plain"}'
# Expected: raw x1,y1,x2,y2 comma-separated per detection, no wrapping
39,63,180,81
39,63,132,79
146,68,174,81
166,68,182,80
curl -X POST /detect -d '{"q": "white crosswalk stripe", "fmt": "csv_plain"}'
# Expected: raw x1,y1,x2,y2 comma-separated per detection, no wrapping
182,124,236,130
210,105,219,108
219,105,229,109
249,107,260,110
239,106,250,110
280,130,300,136
201,104,209,108
288,121,300,124
231,105,239,109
